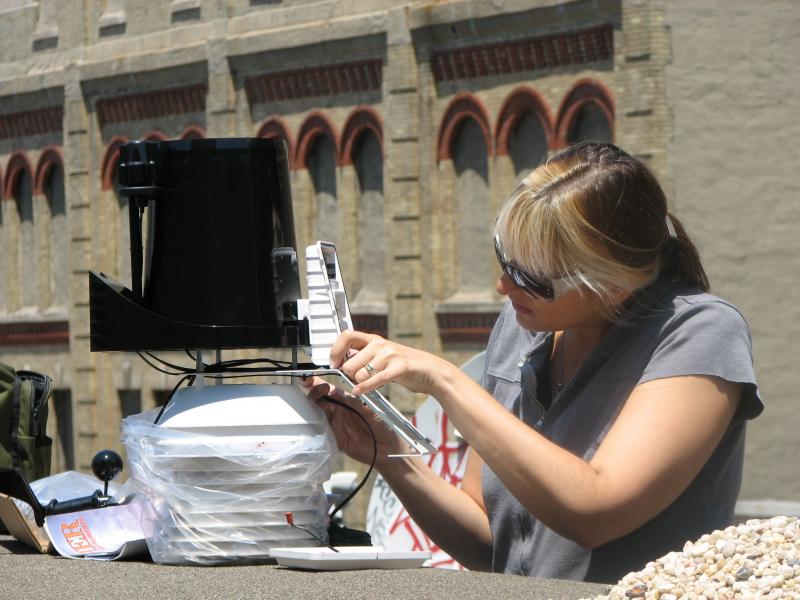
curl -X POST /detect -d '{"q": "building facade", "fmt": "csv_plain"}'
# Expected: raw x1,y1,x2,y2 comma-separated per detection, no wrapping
1,0,798,509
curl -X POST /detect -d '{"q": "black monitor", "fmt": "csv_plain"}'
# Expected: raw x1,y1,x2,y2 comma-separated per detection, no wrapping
89,138,308,352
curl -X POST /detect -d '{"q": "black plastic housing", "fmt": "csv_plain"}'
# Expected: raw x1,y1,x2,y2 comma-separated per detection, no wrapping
90,137,308,352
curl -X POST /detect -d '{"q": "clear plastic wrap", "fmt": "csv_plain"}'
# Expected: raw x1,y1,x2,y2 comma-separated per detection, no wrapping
121,408,337,565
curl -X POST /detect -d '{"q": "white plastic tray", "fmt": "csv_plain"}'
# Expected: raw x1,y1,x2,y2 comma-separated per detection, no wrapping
269,546,431,571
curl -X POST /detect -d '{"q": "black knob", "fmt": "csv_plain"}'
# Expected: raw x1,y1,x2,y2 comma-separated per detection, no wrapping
91,450,123,495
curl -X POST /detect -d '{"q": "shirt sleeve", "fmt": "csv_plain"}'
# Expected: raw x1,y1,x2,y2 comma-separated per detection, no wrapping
638,298,763,421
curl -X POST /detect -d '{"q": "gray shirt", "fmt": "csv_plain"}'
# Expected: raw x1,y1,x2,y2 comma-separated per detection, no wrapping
480,279,762,583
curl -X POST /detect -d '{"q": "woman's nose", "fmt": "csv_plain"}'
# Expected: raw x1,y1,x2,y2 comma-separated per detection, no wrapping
496,273,514,296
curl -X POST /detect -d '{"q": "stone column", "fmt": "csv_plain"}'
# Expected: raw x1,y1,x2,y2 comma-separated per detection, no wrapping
617,0,671,196
63,65,98,470
337,164,359,293
383,7,424,412
205,36,237,137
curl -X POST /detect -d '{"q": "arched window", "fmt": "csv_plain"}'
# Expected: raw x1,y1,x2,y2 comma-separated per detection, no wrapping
352,128,385,305
42,161,67,311
555,80,615,147
143,130,167,142
180,125,206,140
509,112,549,179
256,116,293,168
295,114,339,259
452,118,490,296
496,87,553,179
567,103,613,145
13,166,36,308
307,134,338,247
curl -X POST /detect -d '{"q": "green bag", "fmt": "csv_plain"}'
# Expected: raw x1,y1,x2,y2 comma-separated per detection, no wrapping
0,362,53,483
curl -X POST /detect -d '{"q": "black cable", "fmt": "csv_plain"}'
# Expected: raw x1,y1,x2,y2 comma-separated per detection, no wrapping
147,351,308,375
149,368,322,423
319,396,377,522
136,351,187,376
153,374,194,425
146,352,195,373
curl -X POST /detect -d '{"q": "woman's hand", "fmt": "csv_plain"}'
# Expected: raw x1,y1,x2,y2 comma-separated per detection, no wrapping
329,330,456,397
299,376,407,467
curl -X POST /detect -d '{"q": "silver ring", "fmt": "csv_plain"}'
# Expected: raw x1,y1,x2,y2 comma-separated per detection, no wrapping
364,362,378,377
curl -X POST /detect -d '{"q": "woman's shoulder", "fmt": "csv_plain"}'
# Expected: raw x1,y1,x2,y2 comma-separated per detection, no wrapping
644,283,752,337
637,282,762,419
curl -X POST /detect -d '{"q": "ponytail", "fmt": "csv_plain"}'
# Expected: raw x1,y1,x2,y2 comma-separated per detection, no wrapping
661,212,710,292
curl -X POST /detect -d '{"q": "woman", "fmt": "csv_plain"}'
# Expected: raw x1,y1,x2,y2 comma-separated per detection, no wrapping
302,142,762,583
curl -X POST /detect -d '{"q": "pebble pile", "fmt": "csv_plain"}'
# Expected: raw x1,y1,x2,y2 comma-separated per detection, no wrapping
586,516,799,600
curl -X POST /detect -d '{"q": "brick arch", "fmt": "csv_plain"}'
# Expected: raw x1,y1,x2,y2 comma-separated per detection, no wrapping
143,130,168,141
554,79,615,148
180,125,206,139
436,93,493,162
101,136,129,191
495,86,555,155
3,151,35,200
340,107,383,166
34,146,65,196
256,116,294,168
294,112,339,169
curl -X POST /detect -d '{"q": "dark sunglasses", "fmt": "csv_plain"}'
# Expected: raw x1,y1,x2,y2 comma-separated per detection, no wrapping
494,234,574,302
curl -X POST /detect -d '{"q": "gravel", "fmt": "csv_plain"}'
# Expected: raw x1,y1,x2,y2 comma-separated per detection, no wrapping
585,516,799,600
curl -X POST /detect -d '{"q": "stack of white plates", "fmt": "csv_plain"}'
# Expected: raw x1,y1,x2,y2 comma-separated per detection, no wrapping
122,384,337,565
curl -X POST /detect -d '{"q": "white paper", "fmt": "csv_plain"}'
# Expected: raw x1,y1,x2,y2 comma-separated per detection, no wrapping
43,502,148,561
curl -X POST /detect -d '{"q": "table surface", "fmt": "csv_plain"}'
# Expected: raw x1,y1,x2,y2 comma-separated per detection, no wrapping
0,534,610,600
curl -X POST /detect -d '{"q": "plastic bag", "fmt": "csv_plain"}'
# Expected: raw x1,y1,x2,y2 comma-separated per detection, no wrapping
121,409,337,565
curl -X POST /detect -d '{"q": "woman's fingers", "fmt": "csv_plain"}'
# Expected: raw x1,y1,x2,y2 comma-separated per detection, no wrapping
329,330,376,369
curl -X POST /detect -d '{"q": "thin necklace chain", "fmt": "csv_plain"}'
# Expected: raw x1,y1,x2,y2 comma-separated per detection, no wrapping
556,330,566,392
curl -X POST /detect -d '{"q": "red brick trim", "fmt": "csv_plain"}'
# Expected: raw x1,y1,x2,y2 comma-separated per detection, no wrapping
96,84,207,127
431,25,614,83
33,146,65,196
3,151,35,200
554,79,615,148
256,116,294,168
100,136,128,191
351,313,388,338
245,59,382,104
180,125,206,139
294,112,339,169
495,86,555,155
435,311,500,344
340,107,383,167
143,130,168,141
0,320,70,346
437,93,493,162
0,106,63,140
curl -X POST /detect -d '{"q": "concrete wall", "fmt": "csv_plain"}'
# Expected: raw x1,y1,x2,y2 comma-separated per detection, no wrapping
664,0,800,501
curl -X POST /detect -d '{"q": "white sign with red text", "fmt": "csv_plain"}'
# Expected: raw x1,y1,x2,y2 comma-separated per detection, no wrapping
366,397,470,570
44,501,148,560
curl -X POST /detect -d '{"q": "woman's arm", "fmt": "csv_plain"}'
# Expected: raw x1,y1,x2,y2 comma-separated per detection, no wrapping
301,377,493,569
334,331,741,549
379,448,493,570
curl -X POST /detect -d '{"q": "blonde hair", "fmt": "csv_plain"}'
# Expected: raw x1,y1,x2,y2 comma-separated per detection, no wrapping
495,142,708,316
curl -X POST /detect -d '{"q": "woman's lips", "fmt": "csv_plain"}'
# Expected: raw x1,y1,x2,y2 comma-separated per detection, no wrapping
511,301,532,315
